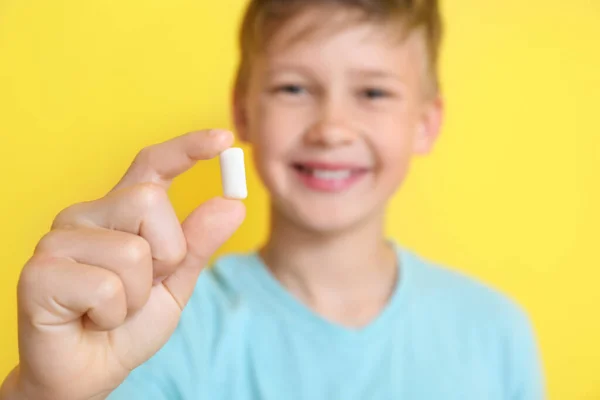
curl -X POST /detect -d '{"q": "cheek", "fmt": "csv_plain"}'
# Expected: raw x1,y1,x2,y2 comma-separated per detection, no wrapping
370,112,418,164
377,139,413,181
366,111,419,195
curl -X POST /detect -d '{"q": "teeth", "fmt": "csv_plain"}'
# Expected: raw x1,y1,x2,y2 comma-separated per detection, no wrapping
311,169,352,180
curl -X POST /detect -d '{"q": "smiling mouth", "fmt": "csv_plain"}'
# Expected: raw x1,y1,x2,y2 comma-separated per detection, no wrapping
291,162,371,192
292,163,369,178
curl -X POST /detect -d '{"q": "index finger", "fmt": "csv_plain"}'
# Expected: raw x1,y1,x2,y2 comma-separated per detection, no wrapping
111,129,234,192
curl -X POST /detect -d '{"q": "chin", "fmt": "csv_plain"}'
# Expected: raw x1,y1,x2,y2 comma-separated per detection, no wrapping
277,199,377,236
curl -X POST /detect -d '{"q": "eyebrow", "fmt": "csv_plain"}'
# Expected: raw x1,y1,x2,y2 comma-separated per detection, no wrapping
265,64,405,85
349,69,404,82
266,64,314,77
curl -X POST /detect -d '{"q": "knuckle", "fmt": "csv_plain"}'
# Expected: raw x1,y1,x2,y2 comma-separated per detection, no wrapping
52,205,75,229
34,231,61,256
161,239,187,267
52,201,90,229
134,145,154,165
122,235,152,265
18,259,42,292
94,274,124,303
133,145,159,174
17,256,54,305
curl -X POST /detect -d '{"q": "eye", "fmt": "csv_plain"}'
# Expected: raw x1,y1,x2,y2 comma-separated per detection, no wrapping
275,84,307,96
361,88,392,100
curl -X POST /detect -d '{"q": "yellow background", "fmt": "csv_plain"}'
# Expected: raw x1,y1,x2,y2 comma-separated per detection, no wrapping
0,0,598,398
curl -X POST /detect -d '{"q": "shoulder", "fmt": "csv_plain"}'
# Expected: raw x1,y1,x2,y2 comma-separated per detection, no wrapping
402,249,535,338
400,248,545,396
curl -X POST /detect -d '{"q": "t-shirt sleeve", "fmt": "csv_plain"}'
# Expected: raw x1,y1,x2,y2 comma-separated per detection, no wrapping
507,308,546,400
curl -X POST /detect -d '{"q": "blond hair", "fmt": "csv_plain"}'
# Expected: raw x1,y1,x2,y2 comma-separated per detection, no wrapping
235,0,443,95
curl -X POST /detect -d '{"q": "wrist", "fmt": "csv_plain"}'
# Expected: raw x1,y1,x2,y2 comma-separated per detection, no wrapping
1,367,110,400
0,367,27,400
0,370,110,400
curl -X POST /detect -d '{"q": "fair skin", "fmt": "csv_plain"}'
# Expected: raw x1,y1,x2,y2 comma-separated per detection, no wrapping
235,10,443,327
0,130,246,400
1,8,442,400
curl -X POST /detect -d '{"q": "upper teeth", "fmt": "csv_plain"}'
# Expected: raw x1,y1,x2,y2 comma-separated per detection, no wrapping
312,169,352,180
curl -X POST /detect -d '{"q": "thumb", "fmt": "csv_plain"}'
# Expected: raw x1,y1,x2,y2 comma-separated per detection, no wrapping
162,197,246,309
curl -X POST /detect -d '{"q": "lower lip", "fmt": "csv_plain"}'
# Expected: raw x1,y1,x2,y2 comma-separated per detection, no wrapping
293,169,369,193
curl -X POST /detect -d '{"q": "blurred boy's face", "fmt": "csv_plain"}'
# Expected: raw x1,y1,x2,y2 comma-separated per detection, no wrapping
235,10,443,234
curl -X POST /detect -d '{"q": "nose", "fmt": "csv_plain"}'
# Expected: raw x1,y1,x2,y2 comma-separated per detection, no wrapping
304,95,357,147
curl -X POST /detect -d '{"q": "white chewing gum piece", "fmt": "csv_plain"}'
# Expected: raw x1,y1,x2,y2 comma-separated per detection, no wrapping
219,147,248,200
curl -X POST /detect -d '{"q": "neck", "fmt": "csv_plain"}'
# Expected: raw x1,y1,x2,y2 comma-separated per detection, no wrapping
260,205,398,327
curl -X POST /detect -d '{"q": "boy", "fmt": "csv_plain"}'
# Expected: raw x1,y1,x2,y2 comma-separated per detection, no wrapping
1,0,544,399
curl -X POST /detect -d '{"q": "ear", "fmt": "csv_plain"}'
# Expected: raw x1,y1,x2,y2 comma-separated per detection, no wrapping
232,85,249,143
413,95,444,155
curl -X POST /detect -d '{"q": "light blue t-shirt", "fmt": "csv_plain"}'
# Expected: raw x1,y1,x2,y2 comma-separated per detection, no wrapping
109,245,544,399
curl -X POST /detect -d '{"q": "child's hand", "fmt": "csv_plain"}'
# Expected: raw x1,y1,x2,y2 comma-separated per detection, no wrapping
5,130,245,400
